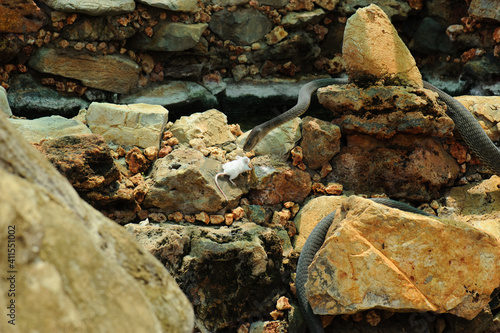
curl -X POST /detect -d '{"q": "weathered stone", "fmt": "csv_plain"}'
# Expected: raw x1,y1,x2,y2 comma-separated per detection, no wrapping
327,134,460,201
170,109,235,146
301,116,341,169
337,0,411,20
62,16,136,41
426,0,468,26
29,47,140,94
126,222,284,331
293,195,346,252
126,146,149,174
0,86,12,116
0,112,194,333
86,102,168,148
409,17,455,55
343,4,422,87
34,134,120,190
209,8,272,45
0,0,47,33
468,0,500,22
306,196,500,320
42,0,135,15
120,81,218,111
9,116,91,143
313,0,338,10
455,95,500,142
144,149,250,213
281,9,326,27
131,22,208,51
7,74,89,118
249,155,312,205
269,32,319,61
137,0,198,12
266,26,288,45
258,0,288,6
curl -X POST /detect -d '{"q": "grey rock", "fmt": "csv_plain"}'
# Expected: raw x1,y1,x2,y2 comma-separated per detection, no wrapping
336,0,411,20
426,0,468,26
131,22,208,51
62,16,136,41
126,221,285,331
209,8,272,45
0,86,12,116
468,0,500,22
257,0,289,6
281,9,326,27
42,0,135,16
7,74,89,118
464,53,500,81
208,0,249,5
409,17,455,54
119,81,218,112
9,116,91,143
137,0,198,12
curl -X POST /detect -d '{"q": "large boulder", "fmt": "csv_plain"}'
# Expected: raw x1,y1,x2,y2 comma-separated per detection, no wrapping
0,113,194,333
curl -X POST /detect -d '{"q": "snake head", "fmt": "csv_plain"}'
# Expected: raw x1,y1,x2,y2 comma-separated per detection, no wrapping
243,126,262,152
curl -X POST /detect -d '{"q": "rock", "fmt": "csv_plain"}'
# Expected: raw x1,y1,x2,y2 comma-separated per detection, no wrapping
464,53,500,81
317,84,454,139
409,17,455,54
0,112,194,333
249,320,287,332
125,146,150,174
293,195,346,252
468,0,500,22
9,116,91,143
137,0,198,12
42,0,135,16
281,9,326,27
170,109,235,146
306,196,500,320
7,74,89,118
0,86,12,116
86,102,168,148
144,149,250,213
266,26,289,45
342,4,422,87
238,118,302,159
209,8,273,45
0,0,47,33
426,0,468,26
29,47,140,94
34,134,120,190
327,134,460,201
313,0,339,10
126,222,285,331
248,155,312,205
258,0,289,6
62,16,136,41
455,95,500,142
131,22,208,51
336,0,412,20
300,116,341,169
119,81,218,112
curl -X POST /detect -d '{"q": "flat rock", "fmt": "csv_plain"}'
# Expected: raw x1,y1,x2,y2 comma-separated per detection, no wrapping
306,196,500,320
301,116,341,169
248,155,312,205
455,95,500,141
281,9,326,27
337,0,411,20
0,86,12,116
131,22,208,51
327,134,460,201
468,0,500,22
29,47,140,94
42,0,135,16
317,84,454,139
343,4,422,87
86,102,168,148
126,222,284,331
9,116,91,143
0,0,47,33
170,109,235,146
7,74,89,118
209,8,272,45
62,16,136,41
120,81,218,112
137,0,198,12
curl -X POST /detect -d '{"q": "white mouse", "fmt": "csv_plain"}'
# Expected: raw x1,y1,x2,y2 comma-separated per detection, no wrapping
215,156,252,201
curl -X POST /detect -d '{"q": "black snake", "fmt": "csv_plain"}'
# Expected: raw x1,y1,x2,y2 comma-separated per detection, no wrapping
243,79,500,332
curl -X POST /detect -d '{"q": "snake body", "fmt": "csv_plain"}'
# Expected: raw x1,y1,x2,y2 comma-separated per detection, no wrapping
243,79,500,332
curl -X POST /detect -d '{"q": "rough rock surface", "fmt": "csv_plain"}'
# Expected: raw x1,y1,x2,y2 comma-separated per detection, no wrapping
306,196,500,320
328,134,460,201
249,155,312,205
9,116,91,143
455,95,500,141
0,86,12,116
336,0,412,20
137,0,198,12
0,112,194,333
293,195,346,252
131,22,208,51
144,148,250,213
29,48,140,94
342,4,423,87
468,0,500,22
170,109,235,146
0,0,47,33
318,84,454,139
126,221,285,331
301,116,341,169
42,0,136,16
86,102,168,148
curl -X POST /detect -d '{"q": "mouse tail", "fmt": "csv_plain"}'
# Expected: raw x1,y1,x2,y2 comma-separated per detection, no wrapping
214,173,228,201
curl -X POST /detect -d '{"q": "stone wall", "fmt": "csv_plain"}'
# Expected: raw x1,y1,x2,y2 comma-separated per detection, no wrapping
1,0,499,119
